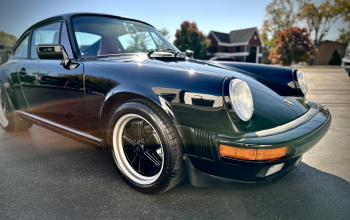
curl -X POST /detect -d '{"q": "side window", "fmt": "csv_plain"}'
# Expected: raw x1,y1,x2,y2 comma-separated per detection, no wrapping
30,22,61,59
13,35,29,58
60,23,74,58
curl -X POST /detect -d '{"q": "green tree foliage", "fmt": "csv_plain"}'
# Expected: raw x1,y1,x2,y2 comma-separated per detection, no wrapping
0,31,17,46
298,0,348,46
158,28,171,40
328,50,342,65
338,27,350,44
262,47,272,64
269,27,317,65
262,0,303,48
174,21,210,60
337,0,350,44
261,0,304,64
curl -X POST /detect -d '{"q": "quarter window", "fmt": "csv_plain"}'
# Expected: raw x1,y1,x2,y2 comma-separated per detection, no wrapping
13,35,29,58
30,22,61,59
60,23,74,58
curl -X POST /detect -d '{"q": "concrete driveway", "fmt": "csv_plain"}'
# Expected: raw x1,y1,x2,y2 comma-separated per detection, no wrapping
1,68,349,220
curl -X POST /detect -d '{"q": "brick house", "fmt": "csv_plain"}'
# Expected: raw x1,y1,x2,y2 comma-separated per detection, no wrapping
207,27,264,63
314,41,348,65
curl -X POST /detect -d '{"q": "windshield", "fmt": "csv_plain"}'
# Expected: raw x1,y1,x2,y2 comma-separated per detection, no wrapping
72,16,179,57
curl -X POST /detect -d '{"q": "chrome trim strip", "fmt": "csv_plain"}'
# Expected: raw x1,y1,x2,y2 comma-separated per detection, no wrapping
16,110,102,145
218,102,320,140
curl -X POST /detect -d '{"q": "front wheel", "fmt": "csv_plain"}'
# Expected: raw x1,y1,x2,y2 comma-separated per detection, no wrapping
0,83,32,132
107,99,185,194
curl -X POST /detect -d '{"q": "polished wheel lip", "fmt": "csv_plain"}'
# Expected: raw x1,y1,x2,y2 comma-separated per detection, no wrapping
0,87,9,127
112,113,164,185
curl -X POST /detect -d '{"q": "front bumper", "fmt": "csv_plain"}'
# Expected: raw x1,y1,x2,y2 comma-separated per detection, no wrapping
179,102,331,187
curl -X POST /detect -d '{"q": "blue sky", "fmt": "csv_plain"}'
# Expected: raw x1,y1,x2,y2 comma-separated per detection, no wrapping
0,0,346,43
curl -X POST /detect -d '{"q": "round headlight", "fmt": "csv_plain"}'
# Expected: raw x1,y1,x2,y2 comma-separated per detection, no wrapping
229,79,254,121
296,70,308,95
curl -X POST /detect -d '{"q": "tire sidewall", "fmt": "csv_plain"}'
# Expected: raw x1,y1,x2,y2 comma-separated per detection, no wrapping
107,101,177,194
0,82,11,130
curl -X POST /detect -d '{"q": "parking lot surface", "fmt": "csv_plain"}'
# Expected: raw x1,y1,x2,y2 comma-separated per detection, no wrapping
1,68,349,220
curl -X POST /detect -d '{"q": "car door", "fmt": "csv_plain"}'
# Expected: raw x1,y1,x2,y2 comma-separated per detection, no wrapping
17,21,89,132
4,34,32,112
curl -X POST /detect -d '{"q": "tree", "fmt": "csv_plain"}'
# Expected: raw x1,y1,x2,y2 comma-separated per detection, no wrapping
261,0,306,64
158,28,171,40
0,31,17,46
262,0,304,48
337,0,350,44
173,21,211,60
298,0,349,46
328,50,342,65
269,27,317,65
338,27,350,44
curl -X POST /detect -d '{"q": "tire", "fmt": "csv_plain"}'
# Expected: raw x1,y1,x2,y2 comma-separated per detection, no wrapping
107,99,185,194
0,83,33,132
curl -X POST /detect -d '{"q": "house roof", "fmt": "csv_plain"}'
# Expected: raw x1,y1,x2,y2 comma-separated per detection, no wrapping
209,27,264,46
320,40,348,47
211,31,231,43
229,27,256,44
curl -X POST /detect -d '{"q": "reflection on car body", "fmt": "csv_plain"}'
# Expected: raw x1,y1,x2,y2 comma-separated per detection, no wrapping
0,13,331,194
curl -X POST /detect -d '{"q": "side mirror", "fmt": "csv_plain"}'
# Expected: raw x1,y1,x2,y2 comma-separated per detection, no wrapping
37,44,78,69
185,50,194,58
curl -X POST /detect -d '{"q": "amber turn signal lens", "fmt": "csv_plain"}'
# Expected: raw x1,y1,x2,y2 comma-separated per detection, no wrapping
256,147,287,160
220,145,256,160
219,145,287,161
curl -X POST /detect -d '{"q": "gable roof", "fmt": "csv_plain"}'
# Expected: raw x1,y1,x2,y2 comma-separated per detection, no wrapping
209,27,264,47
229,27,256,44
211,31,231,43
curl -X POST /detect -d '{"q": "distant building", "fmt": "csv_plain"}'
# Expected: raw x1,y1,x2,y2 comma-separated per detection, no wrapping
314,41,348,65
0,45,12,65
207,27,264,63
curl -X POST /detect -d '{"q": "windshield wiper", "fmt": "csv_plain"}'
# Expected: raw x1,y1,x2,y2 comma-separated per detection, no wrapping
147,49,185,59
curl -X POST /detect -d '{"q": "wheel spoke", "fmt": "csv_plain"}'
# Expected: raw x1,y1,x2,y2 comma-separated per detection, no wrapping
143,131,161,151
144,151,161,168
138,155,142,172
130,120,144,142
122,134,136,146
143,131,155,144
130,153,138,164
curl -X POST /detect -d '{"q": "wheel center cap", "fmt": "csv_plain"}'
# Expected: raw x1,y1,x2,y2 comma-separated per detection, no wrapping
135,144,144,154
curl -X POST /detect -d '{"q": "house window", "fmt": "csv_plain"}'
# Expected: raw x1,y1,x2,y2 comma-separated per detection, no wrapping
236,46,240,52
221,47,228,52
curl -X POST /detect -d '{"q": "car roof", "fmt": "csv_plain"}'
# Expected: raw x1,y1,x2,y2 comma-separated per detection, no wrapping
20,12,153,38
28,12,154,30
14,12,155,52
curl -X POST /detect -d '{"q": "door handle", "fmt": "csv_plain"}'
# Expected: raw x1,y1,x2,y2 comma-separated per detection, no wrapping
18,68,26,77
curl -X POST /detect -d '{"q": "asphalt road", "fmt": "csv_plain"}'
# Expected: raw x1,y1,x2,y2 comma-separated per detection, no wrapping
1,68,350,220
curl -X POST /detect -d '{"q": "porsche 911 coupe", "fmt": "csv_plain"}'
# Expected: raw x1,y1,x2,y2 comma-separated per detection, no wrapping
0,13,331,194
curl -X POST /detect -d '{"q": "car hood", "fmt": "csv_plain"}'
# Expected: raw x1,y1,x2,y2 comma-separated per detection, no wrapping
104,56,309,125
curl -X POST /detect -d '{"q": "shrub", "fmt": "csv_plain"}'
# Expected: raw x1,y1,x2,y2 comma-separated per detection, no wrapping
328,50,342,65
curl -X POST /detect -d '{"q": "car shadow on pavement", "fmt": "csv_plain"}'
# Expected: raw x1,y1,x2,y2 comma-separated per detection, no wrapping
155,161,350,219
1,127,350,220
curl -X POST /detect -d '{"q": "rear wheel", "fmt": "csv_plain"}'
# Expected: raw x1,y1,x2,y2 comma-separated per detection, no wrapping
0,84,33,132
107,99,185,194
